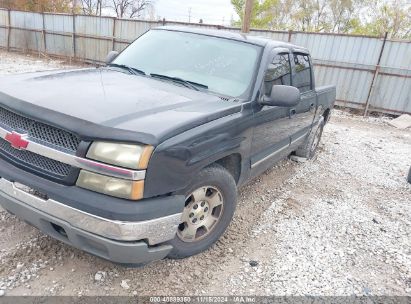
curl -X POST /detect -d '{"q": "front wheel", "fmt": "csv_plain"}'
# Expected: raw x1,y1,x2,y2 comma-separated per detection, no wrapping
167,164,237,259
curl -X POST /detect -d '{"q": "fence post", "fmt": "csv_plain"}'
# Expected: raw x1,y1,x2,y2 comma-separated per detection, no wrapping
41,12,47,54
72,14,76,61
112,17,116,51
363,32,388,117
6,9,11,51
288,30,293,42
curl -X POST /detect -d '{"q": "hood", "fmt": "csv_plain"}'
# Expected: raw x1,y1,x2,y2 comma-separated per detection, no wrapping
0,68,242,145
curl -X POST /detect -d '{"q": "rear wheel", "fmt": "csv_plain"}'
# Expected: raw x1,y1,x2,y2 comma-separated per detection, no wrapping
407,167,411,184
167,164,237,259
295,117,325,159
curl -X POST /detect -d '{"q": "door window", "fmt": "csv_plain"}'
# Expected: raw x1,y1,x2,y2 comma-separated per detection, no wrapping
264,53,291,96
292,53,312,93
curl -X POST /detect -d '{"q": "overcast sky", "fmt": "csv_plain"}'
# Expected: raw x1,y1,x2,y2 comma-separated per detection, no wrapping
154,0,238,25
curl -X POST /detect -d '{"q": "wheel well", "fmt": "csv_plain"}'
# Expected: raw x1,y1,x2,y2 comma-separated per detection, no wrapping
215,154,241,184
323,108,331,124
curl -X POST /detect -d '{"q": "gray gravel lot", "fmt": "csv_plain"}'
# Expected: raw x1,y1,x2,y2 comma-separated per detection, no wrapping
0,51,410,296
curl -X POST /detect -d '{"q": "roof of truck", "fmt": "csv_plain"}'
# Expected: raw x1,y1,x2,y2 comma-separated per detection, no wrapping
155,26,309,53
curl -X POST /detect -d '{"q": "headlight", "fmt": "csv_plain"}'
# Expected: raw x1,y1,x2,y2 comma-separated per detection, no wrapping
87,142,153,169
76,171,144,200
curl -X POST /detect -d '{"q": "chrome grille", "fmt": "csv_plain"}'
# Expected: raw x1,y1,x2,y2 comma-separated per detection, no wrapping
0,138,72,177
0,107,80,152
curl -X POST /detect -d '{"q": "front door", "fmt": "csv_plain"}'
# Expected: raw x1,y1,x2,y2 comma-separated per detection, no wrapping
250,50,294,177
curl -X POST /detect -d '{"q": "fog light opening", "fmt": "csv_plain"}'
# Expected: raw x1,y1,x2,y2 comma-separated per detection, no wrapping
51,223,68,238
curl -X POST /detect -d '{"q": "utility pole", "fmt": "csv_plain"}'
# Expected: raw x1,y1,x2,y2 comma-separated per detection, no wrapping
242,0,253,33
188,7,192,23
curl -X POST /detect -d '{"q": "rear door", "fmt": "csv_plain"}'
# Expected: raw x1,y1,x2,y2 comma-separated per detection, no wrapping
250,49,294,176
289,52,317,149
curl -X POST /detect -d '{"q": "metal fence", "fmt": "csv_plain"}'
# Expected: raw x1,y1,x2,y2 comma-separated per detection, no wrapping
0,9,410,115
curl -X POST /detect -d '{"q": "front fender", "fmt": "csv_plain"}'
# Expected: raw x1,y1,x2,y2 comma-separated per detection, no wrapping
144,105,254,198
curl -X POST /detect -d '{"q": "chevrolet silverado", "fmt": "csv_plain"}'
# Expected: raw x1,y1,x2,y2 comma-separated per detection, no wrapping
0,27,336,265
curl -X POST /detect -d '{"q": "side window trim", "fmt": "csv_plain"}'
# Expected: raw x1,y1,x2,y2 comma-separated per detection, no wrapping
291,52,313,93
262,49,292,97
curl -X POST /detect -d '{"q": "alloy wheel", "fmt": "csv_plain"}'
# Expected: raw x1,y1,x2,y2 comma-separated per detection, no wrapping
177,186,224,242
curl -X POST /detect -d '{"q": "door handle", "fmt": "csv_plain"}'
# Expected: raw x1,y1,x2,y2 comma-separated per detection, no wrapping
289,108,296,118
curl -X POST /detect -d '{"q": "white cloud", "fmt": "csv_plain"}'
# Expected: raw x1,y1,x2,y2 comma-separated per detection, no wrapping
153,0,238,25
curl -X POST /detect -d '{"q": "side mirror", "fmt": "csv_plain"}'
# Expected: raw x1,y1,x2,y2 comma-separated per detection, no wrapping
105,51,119,64
260,85,301,107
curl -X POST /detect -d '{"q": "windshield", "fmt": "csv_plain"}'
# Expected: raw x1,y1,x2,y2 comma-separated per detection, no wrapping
112,30,261,98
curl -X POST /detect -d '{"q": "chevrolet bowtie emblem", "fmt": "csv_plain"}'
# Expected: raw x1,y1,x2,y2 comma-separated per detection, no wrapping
5,132,29,150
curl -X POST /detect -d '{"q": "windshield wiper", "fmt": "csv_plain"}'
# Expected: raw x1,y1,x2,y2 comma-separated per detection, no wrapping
150,73,208,91
108,63,146,76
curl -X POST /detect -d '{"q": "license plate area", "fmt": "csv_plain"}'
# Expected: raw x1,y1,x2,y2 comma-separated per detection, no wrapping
14,182,49,201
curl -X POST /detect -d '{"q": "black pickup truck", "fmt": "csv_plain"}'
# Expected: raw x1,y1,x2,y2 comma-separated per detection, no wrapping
0,27,336,264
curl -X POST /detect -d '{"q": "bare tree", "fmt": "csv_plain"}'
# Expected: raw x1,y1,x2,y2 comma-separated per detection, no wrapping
110,0,152,18
80,0,104,15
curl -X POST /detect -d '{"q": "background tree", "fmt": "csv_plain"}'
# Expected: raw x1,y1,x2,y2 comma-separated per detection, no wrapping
0,0,73,12
231,0,410,39
231,0,279,29
0,0,154,18
80,0,104,15
327,0,364,33
110,0,152,18
351,0,411,38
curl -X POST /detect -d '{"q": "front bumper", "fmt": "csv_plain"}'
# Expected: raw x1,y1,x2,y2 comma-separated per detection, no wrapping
0,157,185,222
0,177,183,264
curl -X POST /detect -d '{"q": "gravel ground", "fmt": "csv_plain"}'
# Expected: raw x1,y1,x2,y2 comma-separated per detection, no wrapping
0,51,410,297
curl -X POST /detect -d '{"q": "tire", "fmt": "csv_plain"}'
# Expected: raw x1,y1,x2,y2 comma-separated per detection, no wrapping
167,164,237,259
408,167,411,184
295,117,325,159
